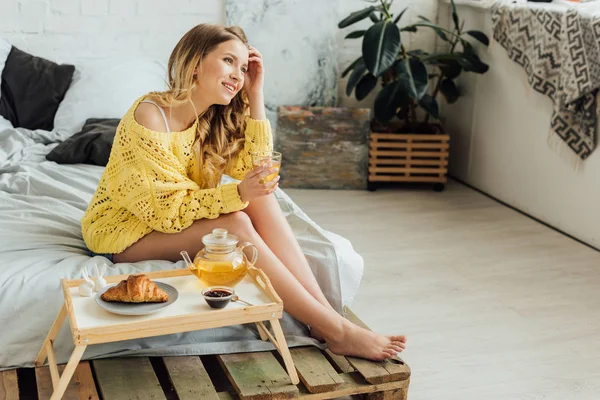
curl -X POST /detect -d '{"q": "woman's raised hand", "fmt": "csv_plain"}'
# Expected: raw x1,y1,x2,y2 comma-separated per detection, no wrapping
244,45,264,95
237,165,280,203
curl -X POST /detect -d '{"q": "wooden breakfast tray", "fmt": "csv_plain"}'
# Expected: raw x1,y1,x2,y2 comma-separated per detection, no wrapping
34,267,299,400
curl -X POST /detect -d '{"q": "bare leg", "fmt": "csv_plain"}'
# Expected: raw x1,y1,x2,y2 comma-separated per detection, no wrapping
113,212,407,360
243,194,337,314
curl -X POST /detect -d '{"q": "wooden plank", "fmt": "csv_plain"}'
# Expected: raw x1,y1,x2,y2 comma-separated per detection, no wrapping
217,372,408,400
369,176,446,183
344,310,410,385
289,347,343,393
370,142,449,150
365,387,407,400
370,167,447,174
218,352,299,400
36,361,99,400
369,158,448,166
323,349,354,374
298,372,409,399
35,305,67,367
0,370,19,400
45,342,60,388
163,356,220,400
370,133,449,141
370,150,447,158
62,279,79,337
93,357,165,400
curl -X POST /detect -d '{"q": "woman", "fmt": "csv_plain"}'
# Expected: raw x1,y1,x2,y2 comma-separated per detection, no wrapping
81,24,406,361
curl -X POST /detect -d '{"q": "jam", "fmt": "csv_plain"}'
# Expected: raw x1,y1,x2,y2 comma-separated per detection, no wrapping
202,287,234,309
204,290,232,298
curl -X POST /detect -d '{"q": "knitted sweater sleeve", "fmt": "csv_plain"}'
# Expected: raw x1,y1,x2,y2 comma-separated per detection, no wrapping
225,117,273,180
105,127,246,234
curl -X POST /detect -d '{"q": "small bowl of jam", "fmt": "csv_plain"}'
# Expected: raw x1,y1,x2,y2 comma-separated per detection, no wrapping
201,286,235,309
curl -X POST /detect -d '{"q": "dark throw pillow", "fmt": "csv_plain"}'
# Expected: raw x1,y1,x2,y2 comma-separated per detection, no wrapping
0,46,75,130
46,118,120,166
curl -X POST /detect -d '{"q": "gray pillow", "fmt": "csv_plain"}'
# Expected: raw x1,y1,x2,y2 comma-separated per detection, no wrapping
46,118,120,166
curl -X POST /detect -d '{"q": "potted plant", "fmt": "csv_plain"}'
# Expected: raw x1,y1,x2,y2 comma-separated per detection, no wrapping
339,0,490,191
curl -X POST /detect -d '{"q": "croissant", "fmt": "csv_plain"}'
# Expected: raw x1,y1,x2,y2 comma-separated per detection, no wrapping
101,274,169,303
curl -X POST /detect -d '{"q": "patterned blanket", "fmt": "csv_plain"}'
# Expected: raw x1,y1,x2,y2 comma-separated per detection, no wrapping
492,3,600,163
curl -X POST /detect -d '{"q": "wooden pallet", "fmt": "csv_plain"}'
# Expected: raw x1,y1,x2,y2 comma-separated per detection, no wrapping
1,310,410,400
369,132,449,187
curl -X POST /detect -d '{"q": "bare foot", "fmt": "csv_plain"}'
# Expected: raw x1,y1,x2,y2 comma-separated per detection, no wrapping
324,320,407,361
308,325,326,342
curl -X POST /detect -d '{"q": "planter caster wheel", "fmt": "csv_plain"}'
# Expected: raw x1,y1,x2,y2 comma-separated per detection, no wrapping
433,183,445,192
367,182,377,192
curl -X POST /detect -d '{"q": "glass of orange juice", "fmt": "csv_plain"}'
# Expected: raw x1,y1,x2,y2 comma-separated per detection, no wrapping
252,151,282,184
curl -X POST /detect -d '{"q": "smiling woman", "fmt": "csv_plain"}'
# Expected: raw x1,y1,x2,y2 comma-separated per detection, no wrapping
80,23,407,362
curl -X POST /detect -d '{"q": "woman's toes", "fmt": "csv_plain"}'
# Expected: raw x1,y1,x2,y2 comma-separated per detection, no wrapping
392,341,406,350
382,349,397,358
391,335,407,343
389,344,403,353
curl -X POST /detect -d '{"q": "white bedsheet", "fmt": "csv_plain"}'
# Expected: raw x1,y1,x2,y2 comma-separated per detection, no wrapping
0,127,363,369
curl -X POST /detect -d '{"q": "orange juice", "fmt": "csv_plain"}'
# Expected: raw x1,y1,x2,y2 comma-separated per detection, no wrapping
253,160,281,184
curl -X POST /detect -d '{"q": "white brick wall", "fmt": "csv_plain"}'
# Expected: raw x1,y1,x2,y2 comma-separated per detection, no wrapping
0,0,438,107
0,0,224,64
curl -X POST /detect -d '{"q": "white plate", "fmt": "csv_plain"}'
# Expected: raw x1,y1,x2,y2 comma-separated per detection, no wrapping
95,282,179,316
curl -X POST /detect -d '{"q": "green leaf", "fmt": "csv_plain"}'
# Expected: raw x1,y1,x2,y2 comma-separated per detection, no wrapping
440,78,460,104
461,42,489,74
439,60,462,79
466,30,489,46
451,0,460,32
419,94,439,119
418,15,431,22
374,81,409,122
400,26,418,32
395,57,429,101
338,6,376,28
403,22,449,42
346,59,366,96
341,56,363,78
408,49,427,57
421,53,464,63
393,7,407,24
369,12,380,23
345,30,367,39
362,20,401,77
355,73,378,101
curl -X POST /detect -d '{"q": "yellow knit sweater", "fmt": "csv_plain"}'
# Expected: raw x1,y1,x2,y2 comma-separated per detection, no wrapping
81,95,273,254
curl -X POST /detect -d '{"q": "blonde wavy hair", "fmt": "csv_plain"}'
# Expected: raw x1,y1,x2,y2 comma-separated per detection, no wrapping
146,24,250,188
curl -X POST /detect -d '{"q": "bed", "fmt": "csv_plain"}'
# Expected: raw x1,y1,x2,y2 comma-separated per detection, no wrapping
0,46,364,370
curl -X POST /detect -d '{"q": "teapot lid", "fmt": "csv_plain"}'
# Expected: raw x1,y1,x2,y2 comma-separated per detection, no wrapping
202,228,238,252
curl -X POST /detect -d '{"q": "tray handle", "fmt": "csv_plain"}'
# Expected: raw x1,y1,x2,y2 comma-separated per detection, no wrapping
249,266,282,303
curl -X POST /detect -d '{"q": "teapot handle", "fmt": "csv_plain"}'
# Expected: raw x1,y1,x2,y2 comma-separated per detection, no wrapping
238,242,258,268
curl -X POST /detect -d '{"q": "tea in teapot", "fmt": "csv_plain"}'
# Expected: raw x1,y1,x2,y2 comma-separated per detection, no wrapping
181,228,258,288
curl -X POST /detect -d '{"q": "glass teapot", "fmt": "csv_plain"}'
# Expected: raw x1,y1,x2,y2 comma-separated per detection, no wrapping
181,228,258,288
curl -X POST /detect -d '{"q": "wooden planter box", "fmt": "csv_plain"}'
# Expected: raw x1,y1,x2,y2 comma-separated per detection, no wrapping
368,132,450,191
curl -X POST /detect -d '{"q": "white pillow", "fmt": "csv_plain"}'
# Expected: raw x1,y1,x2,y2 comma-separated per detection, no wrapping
0,38,10,82
0,38,13,129
53,57,168,136
0,116,12,131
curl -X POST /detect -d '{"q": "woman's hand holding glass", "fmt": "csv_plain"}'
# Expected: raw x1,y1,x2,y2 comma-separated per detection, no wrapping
237,164,280,202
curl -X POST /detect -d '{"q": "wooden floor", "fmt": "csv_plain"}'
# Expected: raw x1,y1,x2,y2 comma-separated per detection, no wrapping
286,180,600,400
